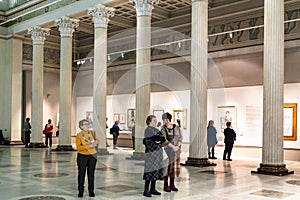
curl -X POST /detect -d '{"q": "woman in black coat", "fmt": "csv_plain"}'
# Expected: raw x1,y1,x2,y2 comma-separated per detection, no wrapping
143,115,178,197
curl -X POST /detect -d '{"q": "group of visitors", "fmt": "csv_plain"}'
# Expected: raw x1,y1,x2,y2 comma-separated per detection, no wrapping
23,118,58,148
207,120,236,161
74,112,237,198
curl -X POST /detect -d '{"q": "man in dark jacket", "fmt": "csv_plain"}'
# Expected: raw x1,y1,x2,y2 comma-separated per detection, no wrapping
223,121,236,161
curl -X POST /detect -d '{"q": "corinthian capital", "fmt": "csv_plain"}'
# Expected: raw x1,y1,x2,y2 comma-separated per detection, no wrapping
129,0,159,17
28,26,50,45
55,16,79,37
88,4,115,28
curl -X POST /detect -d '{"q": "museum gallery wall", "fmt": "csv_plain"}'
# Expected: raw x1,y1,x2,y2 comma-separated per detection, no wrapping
76,90,191,143
208,83,300,149
23,71,300,149
76,83,300,148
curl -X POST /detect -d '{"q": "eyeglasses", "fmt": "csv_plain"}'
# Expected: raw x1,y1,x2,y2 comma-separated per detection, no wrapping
83,123,89,126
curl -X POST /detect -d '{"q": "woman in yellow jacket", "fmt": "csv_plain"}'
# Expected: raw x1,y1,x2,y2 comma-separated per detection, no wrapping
76,119,100,198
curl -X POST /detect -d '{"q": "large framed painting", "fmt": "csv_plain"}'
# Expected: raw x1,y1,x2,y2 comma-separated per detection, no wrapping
153,110,164,127
127,109,136,128
217,106,236,133
284,103,297,141
172,109,187,129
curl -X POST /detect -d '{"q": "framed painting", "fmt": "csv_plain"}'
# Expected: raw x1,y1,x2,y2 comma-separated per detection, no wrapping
284,103,297,141
86,111,93,129
113,113,119,123
217,106,236,133
119,113,126,124
153,110,164,127
172,109,187,129
127,109,136,128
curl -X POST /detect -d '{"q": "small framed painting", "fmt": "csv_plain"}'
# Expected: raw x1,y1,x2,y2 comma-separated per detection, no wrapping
153,110,164,127
172,109,187,129
119,113,126,124
113,113,119,123
127,109,136,128
284,103,297,141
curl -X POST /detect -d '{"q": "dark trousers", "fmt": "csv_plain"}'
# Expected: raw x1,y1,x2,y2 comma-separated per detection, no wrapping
24,131,31,146
45,133,53,147
132,136,135,150
77,153,97,193
223,143,233,159
113,133,118,145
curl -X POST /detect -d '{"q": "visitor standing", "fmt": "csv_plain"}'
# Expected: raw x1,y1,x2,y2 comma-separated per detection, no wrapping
223,121,236,161
43,119,53,148
24,118,31,147
207,120,218,159
76,119,100,198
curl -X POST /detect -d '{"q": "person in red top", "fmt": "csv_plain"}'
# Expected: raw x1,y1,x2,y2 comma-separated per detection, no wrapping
44,119,53,147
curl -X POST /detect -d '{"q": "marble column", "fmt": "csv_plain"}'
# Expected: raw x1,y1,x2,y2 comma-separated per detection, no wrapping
252,0,293,176
0,38,23,144
28,27,50,148
129,0,159,159
88,4,114,155
55,17,79,151
185,0,215,167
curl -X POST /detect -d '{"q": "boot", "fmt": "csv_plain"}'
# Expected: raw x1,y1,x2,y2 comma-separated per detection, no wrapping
163,176,171,192
143,181,152,197
211,148,217,159
170,177,178,191
150,180,161,195
208,152,212,159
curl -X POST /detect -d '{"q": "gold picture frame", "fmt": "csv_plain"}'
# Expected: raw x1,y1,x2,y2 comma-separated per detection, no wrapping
284,103,297,141
172,109,187,129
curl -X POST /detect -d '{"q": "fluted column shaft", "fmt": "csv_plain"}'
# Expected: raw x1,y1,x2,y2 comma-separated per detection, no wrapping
89,5,114,152
262,0,284,164
185,0,214,167
56,17,79,149
135,15,151,154
28,27,50,147
130,0,158,157
252,0,293,176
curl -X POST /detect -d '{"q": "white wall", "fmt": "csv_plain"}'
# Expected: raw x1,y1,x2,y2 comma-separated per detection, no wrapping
76,90,191,142
25,70,60,133
208,83,300,149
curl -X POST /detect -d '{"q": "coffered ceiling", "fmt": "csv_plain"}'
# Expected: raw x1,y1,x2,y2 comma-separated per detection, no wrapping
4,0,300,57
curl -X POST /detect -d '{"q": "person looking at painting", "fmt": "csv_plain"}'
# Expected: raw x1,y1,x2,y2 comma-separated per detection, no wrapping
143,115,179,197
207,120,218,159
111,121,120,149
76,119,100,198
223,121,236,161
160,112,183,192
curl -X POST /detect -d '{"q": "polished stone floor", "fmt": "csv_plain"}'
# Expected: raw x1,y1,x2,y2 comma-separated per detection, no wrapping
1,146,300,200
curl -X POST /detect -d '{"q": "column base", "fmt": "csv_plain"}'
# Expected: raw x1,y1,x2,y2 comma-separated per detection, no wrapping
97,148,112,155
126,151,145,160
183,157,217,167
251,163,294,176
54,145,75,151
28,143,45,148
10,140,23,145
